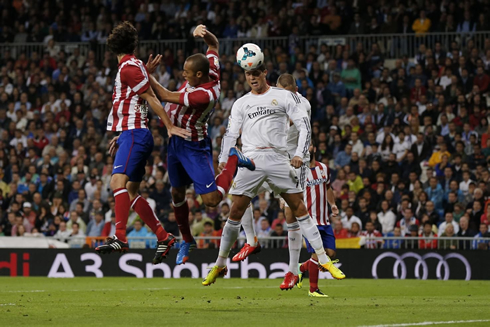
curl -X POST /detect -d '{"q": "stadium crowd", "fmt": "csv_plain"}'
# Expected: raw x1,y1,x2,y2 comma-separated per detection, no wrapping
2,0,490,42
0,0,489,250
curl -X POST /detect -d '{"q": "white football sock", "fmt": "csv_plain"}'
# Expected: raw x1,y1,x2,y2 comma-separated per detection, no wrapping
287,222,302,274
216,219,241,267
297,214,330,264
241,205,257,246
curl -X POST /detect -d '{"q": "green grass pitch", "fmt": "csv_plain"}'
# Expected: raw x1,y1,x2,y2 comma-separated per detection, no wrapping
1,278,489,326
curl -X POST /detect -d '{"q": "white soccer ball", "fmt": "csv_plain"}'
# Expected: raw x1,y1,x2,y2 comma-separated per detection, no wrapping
236,43,264,70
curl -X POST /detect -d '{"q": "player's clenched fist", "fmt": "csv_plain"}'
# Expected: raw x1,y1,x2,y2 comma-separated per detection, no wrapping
193,24,207,38
290,156,302,168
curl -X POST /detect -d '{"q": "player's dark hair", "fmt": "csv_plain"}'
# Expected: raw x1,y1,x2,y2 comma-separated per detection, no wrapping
187,53,210,76
277,74,297,89
107,21,138,55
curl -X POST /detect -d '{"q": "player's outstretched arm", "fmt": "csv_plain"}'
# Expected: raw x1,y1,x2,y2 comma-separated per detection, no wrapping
139,87,190,139
145,55,183,105
285,93,311,168
193,24,219,55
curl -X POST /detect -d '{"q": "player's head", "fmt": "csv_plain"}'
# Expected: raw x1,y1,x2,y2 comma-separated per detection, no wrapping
276,74,298,93
184,53,210,87
244,65,267,93
107,21,138,56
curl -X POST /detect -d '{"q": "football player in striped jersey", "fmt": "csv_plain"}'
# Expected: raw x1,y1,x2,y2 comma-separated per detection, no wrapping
146,25,255,265
96,22,189,264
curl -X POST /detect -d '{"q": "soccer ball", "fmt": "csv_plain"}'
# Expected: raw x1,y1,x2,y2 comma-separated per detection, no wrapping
236,43,264,70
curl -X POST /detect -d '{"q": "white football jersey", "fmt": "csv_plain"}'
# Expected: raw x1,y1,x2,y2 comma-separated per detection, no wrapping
286,92,311,162
220,87,311,162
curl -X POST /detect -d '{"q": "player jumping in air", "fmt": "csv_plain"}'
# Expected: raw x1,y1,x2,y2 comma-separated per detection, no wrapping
202,65,345,286
295,142,339,297
95,22,190,264
229,74,336,290
145,25,255,265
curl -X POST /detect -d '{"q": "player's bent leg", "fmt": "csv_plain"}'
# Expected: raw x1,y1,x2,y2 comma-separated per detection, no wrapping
126,182,175,264
214,147,255,203
233,204,261,262
203,195,251,286
200,191,223,207
171,186,196,265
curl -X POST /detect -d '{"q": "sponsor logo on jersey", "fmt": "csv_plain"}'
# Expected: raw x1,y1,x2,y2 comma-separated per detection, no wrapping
134,103,149,114
306,178,328,187
248,106,276,119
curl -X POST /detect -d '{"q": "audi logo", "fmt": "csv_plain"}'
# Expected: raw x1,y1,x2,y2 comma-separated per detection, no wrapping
371,252,472,281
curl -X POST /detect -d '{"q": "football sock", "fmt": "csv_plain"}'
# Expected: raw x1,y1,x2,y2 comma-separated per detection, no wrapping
297,214,330,264
131,195,168,241
114,188,130,243
308,258,319,293
241,205,257,246
215,155,238,199
216,219,241,267
172,199,193,242
300,261,309,273
287,222,302,274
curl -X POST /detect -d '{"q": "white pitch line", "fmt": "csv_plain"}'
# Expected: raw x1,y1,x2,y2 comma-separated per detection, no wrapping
359,319,490,327
0,303,16,306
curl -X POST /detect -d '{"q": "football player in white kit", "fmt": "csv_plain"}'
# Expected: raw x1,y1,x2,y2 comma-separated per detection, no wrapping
229,74,341,290
202,67,345,286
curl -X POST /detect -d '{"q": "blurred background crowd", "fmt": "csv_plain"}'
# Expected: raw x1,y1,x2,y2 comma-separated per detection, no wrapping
0,0,489,250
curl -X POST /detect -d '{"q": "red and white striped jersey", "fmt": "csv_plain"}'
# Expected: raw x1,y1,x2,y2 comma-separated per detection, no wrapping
107,55,150,131
164,50,220,142
305,161,332,226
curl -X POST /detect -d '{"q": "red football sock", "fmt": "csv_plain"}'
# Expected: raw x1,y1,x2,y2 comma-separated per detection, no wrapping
114,188,130,243
300,261,309,273
173,199,193,242
215,155,238,199
131,196,168,241
308,258,319,293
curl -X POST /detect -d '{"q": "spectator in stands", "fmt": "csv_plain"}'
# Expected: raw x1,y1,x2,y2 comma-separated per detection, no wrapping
86,212,104,237
439,224,458,250
125,220,148,247
457,216,476,249
257,219,271,248
333,220,348,239
66,210,87,234
198,221,219,249
361,221,383,249
419,222,437,249
54,221,71,242
377,200,396,234
342,206,362,230
270,223,287,248
347,222,361,238
383,226,403,249
397,207,419,236
472,223,490,249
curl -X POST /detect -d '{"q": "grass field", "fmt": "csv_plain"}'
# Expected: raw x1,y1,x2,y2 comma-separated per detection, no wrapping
1,278,489,327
